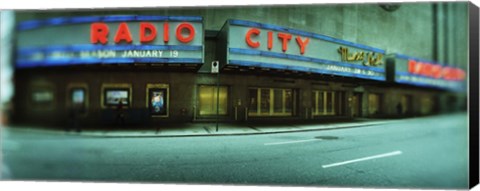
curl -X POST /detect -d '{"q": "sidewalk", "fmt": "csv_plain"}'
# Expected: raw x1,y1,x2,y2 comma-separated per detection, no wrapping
6,118,404,137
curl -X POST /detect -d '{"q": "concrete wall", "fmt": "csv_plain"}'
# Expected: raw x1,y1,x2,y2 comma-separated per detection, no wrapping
14,2,469,68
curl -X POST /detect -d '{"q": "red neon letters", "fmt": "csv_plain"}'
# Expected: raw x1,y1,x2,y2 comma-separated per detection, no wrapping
176,23,195,43
267,31,273,50
277,33,292,52
408,60,466,81
90,23,109,44
163,22,169,43
295,36,309,55
90,22,195,44
245,28,261,48
139,22,157,43
245,28,310,55
114,22,133,43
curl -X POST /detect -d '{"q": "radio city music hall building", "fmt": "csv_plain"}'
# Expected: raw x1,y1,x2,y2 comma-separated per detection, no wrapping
10,3,468,127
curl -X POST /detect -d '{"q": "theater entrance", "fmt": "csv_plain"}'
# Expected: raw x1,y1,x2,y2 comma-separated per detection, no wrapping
350,93,362,117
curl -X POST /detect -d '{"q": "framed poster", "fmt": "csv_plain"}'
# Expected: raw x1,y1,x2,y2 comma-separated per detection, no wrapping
101,84,132,109
146,84,169,117
104,89,130,107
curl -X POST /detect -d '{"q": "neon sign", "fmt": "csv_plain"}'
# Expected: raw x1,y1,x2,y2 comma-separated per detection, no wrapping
245,28,310,54
15,16,204,68
223,19,387,81
338,46,383,67
90,22,196,44
407,59,465,81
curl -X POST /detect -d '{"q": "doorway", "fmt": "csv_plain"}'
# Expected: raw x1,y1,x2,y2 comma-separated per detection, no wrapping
351,93,362,117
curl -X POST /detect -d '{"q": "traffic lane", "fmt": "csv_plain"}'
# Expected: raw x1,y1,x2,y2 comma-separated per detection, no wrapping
1,139,464,187
0,122,464,175
145,114,466,187
300,118,468,188
1,114,468,187
146,119,467,188
310,134,467,188
1,129,360,183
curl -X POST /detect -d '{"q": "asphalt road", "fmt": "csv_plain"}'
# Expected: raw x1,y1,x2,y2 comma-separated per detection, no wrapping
0,113,469,189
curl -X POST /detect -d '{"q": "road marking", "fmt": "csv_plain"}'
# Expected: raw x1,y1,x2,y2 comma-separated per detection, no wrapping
264,139,319,146
322,150,402,168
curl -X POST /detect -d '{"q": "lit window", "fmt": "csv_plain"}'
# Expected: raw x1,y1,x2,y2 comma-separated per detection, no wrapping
248,88,295,116
368,93,381,115
198,85,228,116
312,90,344,116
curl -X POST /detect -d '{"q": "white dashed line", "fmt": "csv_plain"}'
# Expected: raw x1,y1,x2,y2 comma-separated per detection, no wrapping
264,139,319,146
322,150,402,168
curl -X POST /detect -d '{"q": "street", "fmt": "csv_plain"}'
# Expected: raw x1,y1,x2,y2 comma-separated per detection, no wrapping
0,113,469,189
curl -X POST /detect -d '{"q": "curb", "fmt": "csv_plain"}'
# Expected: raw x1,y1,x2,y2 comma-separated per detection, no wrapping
4,120,401,138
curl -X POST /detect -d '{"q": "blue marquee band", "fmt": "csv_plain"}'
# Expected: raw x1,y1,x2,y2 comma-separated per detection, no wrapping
18,15,204,31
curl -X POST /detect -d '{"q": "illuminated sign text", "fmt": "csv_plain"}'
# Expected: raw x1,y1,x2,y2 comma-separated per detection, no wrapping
338,46,383,66
90,22,196,44
408,60,465,81
245,28,310,54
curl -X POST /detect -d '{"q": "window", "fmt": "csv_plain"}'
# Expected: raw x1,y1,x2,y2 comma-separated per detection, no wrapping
101,84,132,108
260,89,270,114
400,95,412,114
71,88,87,112
31,89,54,108
368,93,382,115
312,90,344,116
30,81,56,110
146,84,169,117
248,88,295,116
248,89,258,113
420,95,433,115
72,88,85,105
32,90,53,104
198,85,228,116
67,83,89,115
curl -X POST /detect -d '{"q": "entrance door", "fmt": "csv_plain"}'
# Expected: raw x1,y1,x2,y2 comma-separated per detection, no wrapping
198,85,228,116
351,93,362,117
400,95,413,115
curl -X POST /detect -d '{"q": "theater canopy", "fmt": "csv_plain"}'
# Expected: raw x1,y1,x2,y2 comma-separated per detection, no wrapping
16,15,204,68
217,19,387,81
389,53,466,91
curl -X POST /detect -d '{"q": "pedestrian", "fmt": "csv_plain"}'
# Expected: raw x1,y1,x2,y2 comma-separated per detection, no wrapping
396,102,403,116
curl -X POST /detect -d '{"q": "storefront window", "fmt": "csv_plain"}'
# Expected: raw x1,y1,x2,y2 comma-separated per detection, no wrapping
285,90,292,113
260,89,270,114
400,95,412,114
312,90,343,116
198,85,228,116
249,89,258,113
326,92,333,113
273,89,283,113
420,95,433,115
248,88,295,116
368,93,381,115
